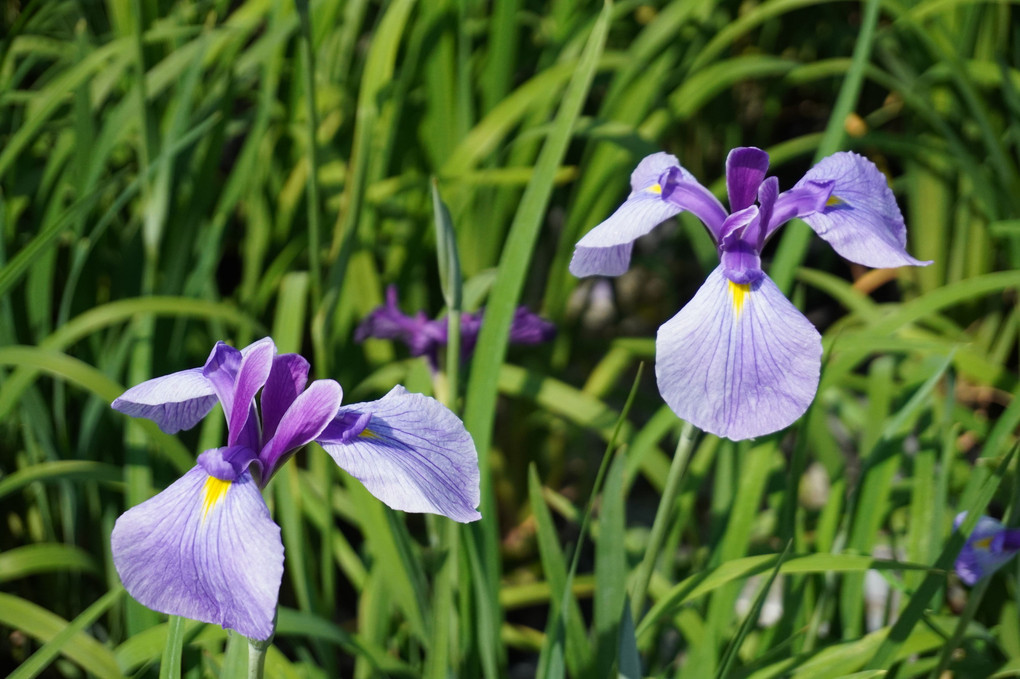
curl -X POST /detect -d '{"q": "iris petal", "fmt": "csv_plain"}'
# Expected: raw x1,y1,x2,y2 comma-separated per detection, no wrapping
111,467,284,641
259,379,343,480
954,513,1020,585
725,147,770,212
261,354,311,443
655,266,821,439
570,153,727,278
795,152,932,268
111,368,217,434
317,386,481,522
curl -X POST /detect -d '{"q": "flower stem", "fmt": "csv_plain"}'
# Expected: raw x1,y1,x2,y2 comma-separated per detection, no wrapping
247,637,269,679
630,420,697,620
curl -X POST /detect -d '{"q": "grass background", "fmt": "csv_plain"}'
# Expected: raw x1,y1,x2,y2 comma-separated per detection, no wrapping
1,0,1018,676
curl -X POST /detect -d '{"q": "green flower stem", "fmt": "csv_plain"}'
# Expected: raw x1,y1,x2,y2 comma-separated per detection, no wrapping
630,420,697,620
247,636,269,679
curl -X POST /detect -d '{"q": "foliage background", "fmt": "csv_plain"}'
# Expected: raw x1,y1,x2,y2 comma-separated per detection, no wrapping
1,0,1018,676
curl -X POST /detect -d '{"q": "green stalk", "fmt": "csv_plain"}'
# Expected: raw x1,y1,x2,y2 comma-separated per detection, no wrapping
630,420,697,620
247,637,269,679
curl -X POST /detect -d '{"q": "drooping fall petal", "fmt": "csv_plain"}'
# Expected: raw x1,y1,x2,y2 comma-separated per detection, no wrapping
655,266,821,439
111,467,284,641
317,386,481,522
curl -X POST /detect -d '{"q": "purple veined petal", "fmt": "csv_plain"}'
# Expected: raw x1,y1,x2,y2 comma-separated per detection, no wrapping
569,242,636,278
259,379,343,482
569,194,683,277
261,354,310,443
317,386,481,523
655,266,822,440
726,147,770,212
204,339,275,448
111,467,284,641
794,152,932,268
570,154,728,278
112,368,217,434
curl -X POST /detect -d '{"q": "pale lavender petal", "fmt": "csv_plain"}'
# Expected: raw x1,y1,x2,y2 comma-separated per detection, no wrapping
570,154,728,278
260,379,342,481
569,194,682,277
569,242,636,278
111,467,283,641
655,266,821,440
629,152,682,193
317,386,481,522
795,152,931,268
111,368,216,434
726,147,769,212
261,354,310,443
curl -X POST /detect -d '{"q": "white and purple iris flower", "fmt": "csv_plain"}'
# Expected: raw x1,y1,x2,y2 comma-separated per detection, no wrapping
110,337,481,641
570,147,930,440
954,512,1020,586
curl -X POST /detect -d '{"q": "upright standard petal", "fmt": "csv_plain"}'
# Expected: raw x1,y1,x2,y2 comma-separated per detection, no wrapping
111,467,284,641
111,368,217,434
655,266,821,440
203,339,275,448
570,153,727,278
261,354,311,443
794,152,931,268
259,379,343,481
317,386,481,522
725,147,770,212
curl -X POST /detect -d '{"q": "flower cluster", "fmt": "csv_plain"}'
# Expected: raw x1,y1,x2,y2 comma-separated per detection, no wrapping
111,338,480,640
954,513,1020,585
571,148,930,440
356,285,556,366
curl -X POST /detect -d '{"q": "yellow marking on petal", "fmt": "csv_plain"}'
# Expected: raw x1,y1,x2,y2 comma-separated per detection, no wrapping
359,428,378,439
826,194,845,207
973,537,993,550
647,183,662,195
729,281,751,317
201,476,231,520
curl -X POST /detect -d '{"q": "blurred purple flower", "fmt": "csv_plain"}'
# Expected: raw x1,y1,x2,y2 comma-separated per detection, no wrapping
954,512,1020,585
356,285,555,365
111,337,480,640
571,148,930,440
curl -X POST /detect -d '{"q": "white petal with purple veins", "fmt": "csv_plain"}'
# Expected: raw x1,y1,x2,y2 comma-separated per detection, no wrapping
111,368,217,434
796,152,931,268
317,386,481,522
111,467,283,641
655,266,821,440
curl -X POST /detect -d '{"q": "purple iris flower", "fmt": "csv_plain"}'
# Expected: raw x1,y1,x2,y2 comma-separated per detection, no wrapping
570,148,930,440
356,285,556,365
110,337,480,641
954,512,1020,585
